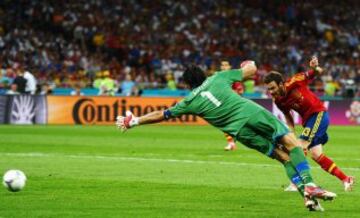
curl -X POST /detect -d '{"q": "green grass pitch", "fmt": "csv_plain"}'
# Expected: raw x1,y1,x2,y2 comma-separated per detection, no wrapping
0,125,359,217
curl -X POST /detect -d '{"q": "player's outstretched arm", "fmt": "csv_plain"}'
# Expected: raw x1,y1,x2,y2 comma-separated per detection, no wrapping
116,110,165,132
284,112,295,133
241,60,257,80
138,110,166,124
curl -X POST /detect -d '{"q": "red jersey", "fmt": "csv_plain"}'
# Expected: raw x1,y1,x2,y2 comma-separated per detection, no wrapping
274,70,326,125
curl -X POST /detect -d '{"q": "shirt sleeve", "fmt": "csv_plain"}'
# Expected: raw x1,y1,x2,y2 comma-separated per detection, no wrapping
217,69,243,83
167,99,189,117
285,73,307,89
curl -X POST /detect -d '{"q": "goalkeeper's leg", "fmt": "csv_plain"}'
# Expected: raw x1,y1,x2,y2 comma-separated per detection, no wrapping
272,147,324,212
276,135,337,201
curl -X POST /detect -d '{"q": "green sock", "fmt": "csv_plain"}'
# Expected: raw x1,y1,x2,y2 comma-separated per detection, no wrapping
284,161,304,196
289,147,314,184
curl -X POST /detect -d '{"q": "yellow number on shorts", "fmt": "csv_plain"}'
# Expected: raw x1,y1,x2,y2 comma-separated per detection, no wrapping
302,127,311,137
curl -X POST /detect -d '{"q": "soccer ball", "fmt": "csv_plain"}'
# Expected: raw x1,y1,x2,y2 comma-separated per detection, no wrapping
2,170,27,192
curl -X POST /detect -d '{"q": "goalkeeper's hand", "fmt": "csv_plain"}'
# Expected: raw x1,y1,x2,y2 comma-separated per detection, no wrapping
116,111,139,132
240,60,255,68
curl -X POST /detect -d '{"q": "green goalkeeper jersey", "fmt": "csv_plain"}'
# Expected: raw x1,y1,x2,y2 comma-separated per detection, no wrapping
169,69,266,137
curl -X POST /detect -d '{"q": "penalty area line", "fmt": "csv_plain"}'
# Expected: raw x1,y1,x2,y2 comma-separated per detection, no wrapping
2,152,360,172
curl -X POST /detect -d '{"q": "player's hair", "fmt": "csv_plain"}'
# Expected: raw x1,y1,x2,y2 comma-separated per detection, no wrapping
264,71,284,85
220,59,230,64
182,65,207,89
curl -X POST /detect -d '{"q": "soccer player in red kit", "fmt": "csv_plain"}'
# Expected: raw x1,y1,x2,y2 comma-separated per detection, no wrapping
264,57,354,192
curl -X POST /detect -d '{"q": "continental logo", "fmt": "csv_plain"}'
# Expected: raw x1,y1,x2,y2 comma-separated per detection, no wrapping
72,98,198,124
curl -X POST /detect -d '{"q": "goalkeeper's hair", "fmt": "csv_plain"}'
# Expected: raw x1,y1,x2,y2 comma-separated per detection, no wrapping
183,65,206,89
264,71,284,85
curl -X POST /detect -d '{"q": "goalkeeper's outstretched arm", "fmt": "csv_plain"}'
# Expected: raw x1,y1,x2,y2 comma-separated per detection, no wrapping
116,110,166,132
138,110,165,125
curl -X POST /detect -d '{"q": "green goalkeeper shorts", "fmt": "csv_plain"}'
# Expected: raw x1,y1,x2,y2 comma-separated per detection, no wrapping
235,109,289,156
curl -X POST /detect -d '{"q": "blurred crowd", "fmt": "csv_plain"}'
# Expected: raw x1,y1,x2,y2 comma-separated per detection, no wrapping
0,0,359,97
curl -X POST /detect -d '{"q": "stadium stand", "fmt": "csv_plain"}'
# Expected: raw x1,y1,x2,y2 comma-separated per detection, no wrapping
0,1,359,97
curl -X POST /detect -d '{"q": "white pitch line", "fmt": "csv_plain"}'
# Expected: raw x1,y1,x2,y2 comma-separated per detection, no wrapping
2,152,360,172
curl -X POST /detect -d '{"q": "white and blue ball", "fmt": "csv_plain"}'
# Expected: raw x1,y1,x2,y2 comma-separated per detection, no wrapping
3,170,27,192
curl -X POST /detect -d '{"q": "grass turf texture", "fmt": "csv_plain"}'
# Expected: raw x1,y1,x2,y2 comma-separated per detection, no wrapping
0,125,359,218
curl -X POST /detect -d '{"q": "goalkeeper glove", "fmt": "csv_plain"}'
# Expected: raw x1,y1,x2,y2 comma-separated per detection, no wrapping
116,111,139,132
